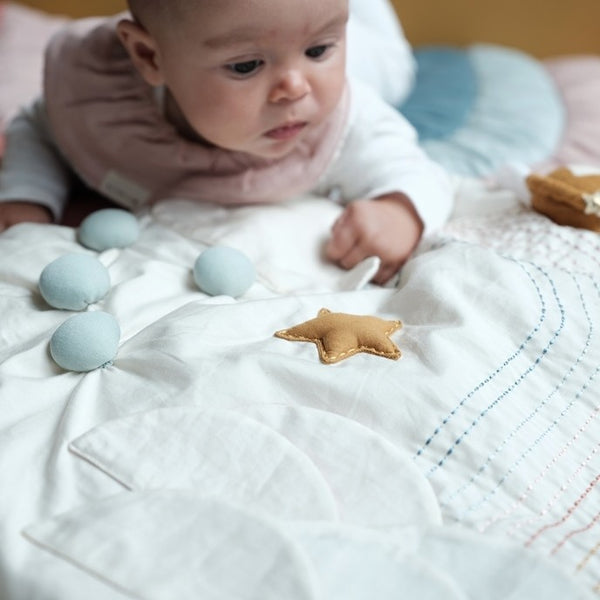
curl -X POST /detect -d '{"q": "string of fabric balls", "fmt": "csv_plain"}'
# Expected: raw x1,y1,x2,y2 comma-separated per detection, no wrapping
39,209,256,372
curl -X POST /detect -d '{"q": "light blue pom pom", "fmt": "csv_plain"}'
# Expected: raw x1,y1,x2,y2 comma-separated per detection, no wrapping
39,253,111,310
78,208,140,251
193,246,255,298
50,311,120,372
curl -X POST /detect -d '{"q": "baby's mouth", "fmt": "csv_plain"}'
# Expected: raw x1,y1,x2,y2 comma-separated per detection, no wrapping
265,121,307,140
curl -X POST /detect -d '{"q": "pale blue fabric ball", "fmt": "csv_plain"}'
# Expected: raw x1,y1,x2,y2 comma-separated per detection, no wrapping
39,253,111,310
193,246,255,297
50,311,120,372
78,208,140,251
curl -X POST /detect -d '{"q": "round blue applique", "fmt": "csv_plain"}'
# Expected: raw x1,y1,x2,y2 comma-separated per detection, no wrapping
193,246,256,298
39,253,111,310
400,44,565,176
50,311,120,372
78,208,140,251
400,46,477,140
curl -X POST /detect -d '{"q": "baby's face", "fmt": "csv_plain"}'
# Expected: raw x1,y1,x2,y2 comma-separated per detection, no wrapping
151,0,348,158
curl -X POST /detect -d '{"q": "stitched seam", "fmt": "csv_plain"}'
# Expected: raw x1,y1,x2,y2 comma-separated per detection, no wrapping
275,320,401,362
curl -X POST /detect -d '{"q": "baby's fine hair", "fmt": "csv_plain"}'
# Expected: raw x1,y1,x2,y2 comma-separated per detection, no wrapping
127,0,186,26
127,0,161,19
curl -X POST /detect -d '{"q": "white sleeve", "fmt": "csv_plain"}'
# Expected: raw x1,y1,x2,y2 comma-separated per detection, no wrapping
346,0,416,106
316,80,454,233
0,98,71,221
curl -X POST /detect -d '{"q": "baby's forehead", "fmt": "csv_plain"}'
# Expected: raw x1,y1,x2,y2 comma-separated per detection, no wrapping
130,0,348,25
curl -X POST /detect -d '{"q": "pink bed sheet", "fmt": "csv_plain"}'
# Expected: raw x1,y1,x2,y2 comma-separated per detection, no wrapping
540,56,600,170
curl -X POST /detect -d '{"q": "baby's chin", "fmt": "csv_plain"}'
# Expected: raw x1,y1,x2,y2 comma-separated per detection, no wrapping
204,126,313,160
221,141,302,161
254,131,314,160
251,143,304,160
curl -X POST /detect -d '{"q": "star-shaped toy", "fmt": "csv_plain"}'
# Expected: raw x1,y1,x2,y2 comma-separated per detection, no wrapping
274,308,402,364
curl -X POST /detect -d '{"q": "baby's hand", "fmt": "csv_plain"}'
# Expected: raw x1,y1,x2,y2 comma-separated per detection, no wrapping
325,194,423,284
0,201,52,232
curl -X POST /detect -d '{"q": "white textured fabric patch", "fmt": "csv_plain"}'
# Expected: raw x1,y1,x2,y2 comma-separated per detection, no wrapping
70,405,441,531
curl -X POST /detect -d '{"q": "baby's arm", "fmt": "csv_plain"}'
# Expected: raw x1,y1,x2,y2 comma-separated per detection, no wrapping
0,98,71,232
0,202,52,232
326,193,423,284
317,80,454,283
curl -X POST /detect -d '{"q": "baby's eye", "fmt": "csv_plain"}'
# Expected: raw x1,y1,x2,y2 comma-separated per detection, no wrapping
305,45,329,59
227,59,263,75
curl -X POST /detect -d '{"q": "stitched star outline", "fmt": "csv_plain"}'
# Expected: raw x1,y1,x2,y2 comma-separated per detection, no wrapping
274,308,402,364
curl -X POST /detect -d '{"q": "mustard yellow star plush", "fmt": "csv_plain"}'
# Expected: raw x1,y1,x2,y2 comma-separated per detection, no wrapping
274,308,402,364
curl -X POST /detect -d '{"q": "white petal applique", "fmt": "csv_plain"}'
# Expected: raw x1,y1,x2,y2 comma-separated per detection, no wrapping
24,491,318,600
285,522,466,600
70,407,338,521
238,404,441,531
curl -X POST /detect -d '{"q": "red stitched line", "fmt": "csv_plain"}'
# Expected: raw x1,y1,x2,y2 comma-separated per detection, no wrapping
550,510,600,555
525,472,600,548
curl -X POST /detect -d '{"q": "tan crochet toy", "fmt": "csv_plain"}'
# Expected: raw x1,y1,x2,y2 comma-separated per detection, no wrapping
526,167,600,232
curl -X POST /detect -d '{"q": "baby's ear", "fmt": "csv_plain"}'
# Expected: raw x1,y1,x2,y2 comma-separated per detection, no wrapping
116,19,165,86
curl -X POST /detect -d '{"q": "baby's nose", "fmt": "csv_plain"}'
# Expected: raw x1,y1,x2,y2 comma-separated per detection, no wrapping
268,70,311,103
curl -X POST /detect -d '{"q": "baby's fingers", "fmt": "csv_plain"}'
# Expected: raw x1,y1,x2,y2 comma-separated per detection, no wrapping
372,260,403,285
325,212,359,262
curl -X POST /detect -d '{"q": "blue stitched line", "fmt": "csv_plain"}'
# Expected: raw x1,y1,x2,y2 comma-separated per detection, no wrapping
413,259,546,461
425,261,565,476
442,272,594,512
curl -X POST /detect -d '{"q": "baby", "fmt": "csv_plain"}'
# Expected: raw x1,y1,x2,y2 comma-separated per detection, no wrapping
0,0,452,284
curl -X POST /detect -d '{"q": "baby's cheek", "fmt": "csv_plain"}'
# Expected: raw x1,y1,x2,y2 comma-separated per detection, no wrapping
186,86,259,143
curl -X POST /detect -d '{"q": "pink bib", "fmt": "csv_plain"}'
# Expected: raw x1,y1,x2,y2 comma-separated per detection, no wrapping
44,15,349,209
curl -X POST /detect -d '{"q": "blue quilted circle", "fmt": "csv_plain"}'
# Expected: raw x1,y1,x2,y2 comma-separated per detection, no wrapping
400,47,477,140
400,44,565,176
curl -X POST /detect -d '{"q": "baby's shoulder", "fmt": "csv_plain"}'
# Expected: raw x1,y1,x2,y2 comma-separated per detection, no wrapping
345,77,417,143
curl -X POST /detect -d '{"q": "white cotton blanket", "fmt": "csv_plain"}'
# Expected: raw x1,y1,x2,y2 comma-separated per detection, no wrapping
0,180,598,599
